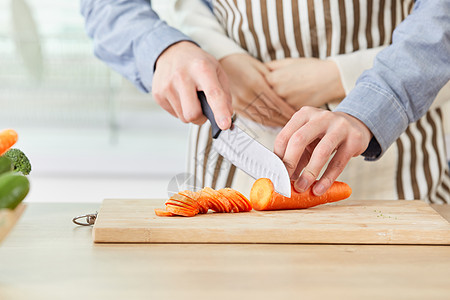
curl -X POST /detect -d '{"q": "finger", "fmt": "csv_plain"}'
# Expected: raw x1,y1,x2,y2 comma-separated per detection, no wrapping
196,67,233,130
312,146,353,196
260,84,296,122
152,87,182,120
293,131,343,192
274,108,313,159
164,86,188,123
175,78,208,125
265,58,293,71
157,98,178,119
290,149,311,181
281,121,324,177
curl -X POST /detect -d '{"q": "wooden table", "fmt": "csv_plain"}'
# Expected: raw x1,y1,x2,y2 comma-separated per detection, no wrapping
0,203,449,300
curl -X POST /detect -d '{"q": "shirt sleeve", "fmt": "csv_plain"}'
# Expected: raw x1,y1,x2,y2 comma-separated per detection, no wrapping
169,0,246,60
80,0,193,92
334,0,450,161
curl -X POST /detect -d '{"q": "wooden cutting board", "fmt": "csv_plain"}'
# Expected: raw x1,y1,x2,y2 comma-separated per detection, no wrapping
92,199,450,244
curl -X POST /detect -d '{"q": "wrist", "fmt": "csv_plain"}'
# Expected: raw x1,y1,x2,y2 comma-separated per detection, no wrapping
325,60,346,101
155,41,199,71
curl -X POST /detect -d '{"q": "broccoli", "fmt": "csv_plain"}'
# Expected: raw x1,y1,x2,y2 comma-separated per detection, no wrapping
3,148,32,175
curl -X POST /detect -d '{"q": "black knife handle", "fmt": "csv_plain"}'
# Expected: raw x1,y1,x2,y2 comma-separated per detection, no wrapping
198,91,221,139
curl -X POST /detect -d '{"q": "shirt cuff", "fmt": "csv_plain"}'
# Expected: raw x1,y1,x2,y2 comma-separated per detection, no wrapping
134,24,193,92
334,82,409,161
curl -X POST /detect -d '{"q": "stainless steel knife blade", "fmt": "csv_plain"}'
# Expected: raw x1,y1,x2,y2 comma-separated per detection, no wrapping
197,91,291,197
212,125,291,197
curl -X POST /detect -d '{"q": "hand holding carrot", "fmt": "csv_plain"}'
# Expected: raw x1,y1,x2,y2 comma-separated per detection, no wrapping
274,107,372,196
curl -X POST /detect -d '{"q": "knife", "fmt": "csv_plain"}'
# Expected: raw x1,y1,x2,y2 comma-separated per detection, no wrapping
198,91,291,197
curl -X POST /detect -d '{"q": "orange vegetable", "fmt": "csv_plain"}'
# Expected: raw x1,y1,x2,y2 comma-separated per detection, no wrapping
154,209,174,217
155,186,252,217
250,178,352,211
0,129,18,156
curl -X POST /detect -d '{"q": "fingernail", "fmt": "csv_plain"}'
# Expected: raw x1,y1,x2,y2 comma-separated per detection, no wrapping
219,117,230,129
294,177,307,193
313,183,326,196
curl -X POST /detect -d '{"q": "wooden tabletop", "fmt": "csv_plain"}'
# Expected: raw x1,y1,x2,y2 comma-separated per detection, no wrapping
0,203,449,300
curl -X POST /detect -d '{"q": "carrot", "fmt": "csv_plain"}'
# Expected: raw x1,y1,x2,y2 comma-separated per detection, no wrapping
218,188,245,212
154,208,174,217
179,190,208,213
217,189,240,213
229,189,252,212
157,186,254,217
250,178,352,211
166,204,197,217
0,129,18,156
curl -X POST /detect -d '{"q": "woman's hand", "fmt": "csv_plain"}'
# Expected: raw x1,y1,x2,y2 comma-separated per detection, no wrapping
274,107,372,196
265,58,346,110
220,53,296,127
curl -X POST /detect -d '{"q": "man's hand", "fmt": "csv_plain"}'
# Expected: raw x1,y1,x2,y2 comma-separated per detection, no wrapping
274,107,372,196
220,53,296,127
152,41,233,129
265,58,346,110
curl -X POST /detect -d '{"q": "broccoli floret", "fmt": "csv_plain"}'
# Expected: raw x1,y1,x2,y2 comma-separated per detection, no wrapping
3,148,32,175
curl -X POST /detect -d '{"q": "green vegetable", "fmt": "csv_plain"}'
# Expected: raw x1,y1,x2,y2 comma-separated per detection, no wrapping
3,148,32,175
0,172,30,210
0,156,13,175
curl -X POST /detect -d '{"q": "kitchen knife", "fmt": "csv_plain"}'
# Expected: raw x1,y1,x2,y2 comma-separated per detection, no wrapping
198,91,291,197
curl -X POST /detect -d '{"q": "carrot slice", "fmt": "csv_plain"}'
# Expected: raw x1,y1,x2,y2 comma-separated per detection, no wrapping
179,190,208,213
165,200,199,214
154,208,174,217
217,189,240,213
227,188,252,212
219,188,247,212
166,204,198,217
201,187,227,212
195,189,216,212
250,178,352,211
167,193,199,212
204,187,233,213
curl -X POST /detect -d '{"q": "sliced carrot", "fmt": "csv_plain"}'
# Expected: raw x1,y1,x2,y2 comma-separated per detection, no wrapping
165,199,199,214
219,188,247,212
179,190,208,213
204,187,233,213
202,187,227,212
250,178,352,211
154,208,174,217
167,193,199,212
166,204,198,217
0,129,18,156
228,188,252,212
217,189,240,213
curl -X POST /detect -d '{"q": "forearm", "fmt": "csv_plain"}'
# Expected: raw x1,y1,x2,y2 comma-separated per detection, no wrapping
81,0,192,92
335,0,450,160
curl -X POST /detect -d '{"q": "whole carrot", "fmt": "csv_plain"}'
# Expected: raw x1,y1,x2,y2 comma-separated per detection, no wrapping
0,129,18,156
250,178,352,211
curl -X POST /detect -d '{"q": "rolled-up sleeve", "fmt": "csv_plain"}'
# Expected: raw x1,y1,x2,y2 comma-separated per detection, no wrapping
81,0,192,92
335,0,450,160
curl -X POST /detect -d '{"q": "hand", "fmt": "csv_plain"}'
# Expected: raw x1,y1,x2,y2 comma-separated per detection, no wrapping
274,107,372,196
152,41,233,130
219,53,296,127
265,58,345,110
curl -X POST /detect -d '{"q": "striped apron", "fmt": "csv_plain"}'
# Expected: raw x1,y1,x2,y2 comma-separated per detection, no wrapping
187,0,450,203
